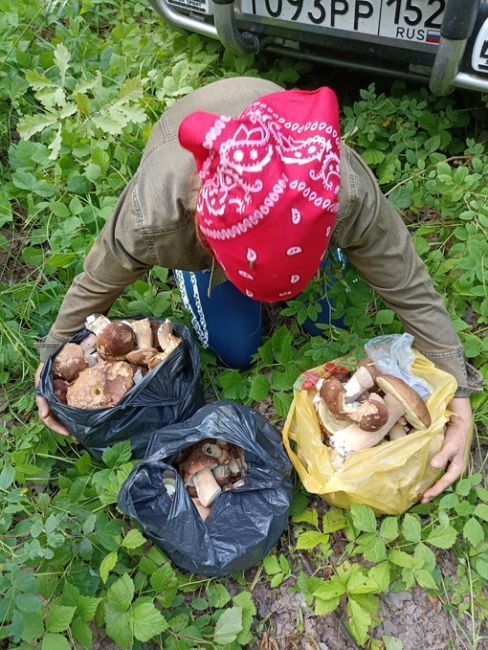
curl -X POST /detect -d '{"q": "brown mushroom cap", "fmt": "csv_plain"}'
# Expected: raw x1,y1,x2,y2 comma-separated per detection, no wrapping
66,360,134,408
182,453,218,485
125,347,158,366
376,374,431,429
53,378,69,404
347,393,389,432
96,322,136,359
319,377,388,432
53,343,88,382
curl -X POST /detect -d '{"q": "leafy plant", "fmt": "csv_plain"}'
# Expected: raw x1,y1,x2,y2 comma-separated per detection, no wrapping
0,0,486,648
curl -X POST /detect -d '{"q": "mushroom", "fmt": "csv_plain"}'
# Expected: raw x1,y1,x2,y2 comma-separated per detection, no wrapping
212,464,230,486
146,353,168,370
53,343,88,382
150,319,160,348
125,347,158,366
80,333,97,355
182,452,221,507
342,358,380,402
162,471,177,497
96,321,136,360
319,377,389,432
202,441,230,464
389,422,407,440
191,497,211,521
130,318,153,349
66,360,134,408
85,313,111,336
157,319,181,355
328,375,431,456
376,374,431,430
53,378,69,404
228,457,241,476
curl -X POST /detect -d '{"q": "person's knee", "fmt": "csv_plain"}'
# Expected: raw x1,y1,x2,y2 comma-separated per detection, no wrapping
210,327,262,369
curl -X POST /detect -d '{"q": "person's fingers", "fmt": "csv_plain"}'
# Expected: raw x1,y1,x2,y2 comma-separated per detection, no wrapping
43,413,78,441
430,440,458,470
422,456,464,503
36,394,50,419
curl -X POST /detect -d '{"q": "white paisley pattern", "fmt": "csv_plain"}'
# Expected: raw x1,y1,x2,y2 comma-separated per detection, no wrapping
173,270,209,348
197,100,340,241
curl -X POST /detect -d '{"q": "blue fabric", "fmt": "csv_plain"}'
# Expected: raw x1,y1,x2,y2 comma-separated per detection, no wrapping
174,269,262,369
174,250,348,369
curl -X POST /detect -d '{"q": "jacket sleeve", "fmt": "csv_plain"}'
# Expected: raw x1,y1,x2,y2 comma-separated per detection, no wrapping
36,180,153,362
332,143,483,398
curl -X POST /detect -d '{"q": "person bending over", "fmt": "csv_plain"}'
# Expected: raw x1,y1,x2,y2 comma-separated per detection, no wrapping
35,77,482,503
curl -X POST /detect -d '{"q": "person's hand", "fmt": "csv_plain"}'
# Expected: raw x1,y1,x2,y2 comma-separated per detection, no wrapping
35,362,77,441
421,397,472,503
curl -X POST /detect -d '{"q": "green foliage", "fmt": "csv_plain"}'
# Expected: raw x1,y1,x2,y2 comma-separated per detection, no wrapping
0,1,487,649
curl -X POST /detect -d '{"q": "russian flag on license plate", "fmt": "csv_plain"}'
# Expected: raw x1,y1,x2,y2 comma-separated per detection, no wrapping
426,31,440,44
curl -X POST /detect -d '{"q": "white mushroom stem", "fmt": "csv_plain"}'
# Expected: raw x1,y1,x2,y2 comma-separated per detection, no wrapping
330,394,405,456
191,497,210,521
157,319,181,354
389,422,407,440
80,333,97,355
192,468,221,507
84,351,98,367
130,318,153,349
343,366,375,402
228,458,241,475
85,313,111,336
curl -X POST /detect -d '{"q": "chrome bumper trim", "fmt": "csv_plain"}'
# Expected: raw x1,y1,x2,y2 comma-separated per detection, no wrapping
148,0,218,39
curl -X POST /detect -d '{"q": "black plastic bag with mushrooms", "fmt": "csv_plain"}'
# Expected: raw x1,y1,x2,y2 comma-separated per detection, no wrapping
37,316,204,460
118,401,293,577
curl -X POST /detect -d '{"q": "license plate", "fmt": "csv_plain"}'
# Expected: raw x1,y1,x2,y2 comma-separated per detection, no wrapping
239,0,445,46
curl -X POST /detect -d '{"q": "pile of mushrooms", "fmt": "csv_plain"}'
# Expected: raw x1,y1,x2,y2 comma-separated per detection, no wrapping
165,439,248,521
51,314,181,408
312,358,432,458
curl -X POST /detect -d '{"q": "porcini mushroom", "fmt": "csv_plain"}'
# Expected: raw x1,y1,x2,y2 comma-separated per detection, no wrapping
96,321,136,360
80,333,97,355
202,441,230,464
125,347,158,366
183,452,221,507
53,343,88,382
319,377,389,432
212,464,230,486
389,422,408,440
66,360,134,408
342,358,380,402
328,375,430,456
85,313,111,336
376,374,431,430
130,318,153,349
53,378,69,404
157,319,181,355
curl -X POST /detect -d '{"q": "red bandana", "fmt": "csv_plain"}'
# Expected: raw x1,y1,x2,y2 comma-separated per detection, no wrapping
178,86,341,302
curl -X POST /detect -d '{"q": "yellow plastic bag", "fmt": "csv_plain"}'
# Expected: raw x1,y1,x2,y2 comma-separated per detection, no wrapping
282,350,459,515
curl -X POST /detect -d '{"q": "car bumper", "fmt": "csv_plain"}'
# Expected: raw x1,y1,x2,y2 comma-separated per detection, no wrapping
149,0,488,95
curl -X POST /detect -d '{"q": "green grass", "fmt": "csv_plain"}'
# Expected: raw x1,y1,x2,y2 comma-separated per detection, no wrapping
0,1,487,648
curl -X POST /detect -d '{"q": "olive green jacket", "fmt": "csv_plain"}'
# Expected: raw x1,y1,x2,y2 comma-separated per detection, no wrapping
38,77,483,397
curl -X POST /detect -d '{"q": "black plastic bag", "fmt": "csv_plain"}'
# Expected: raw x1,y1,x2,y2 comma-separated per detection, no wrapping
118,401,293,576
37,318,204,459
